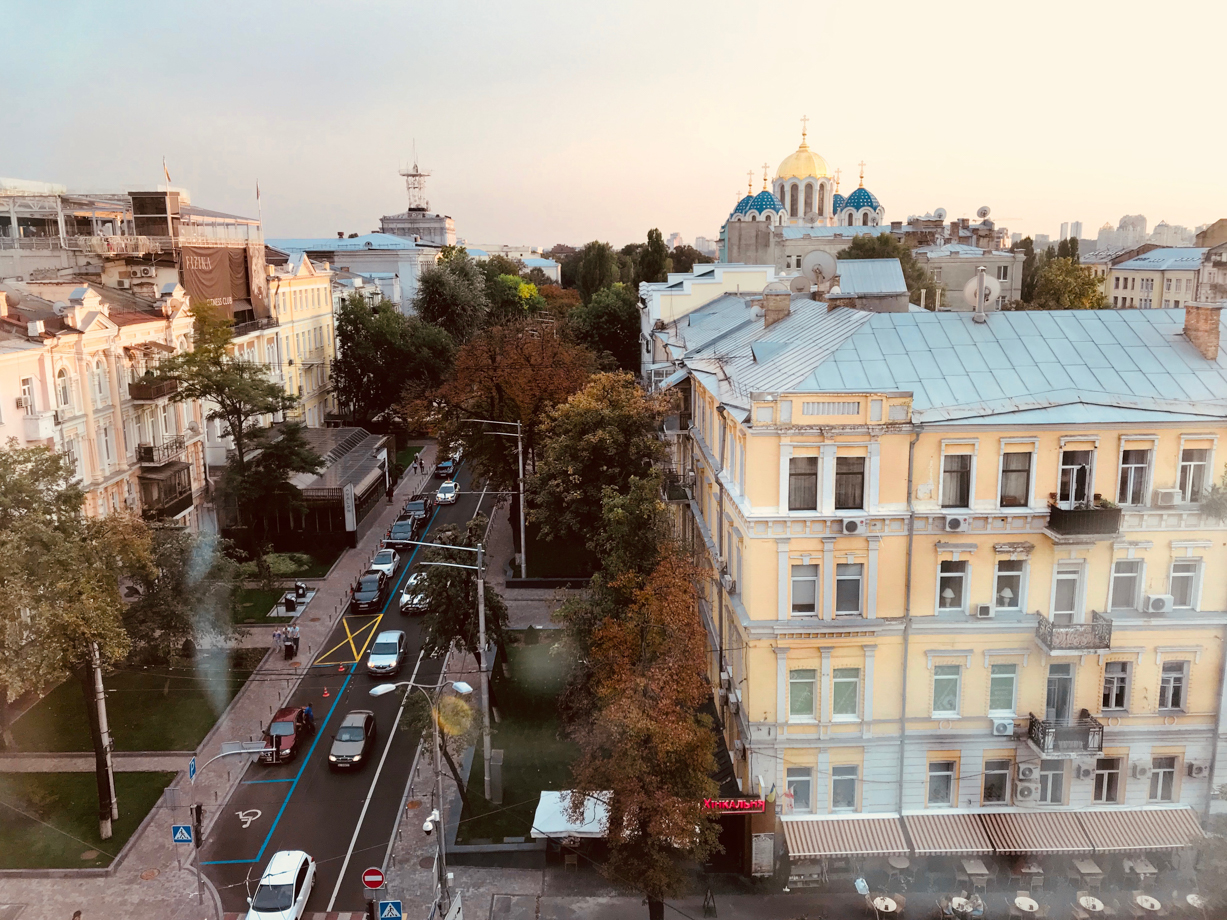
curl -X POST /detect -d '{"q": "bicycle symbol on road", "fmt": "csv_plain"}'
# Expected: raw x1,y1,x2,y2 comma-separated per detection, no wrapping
236,809,262,828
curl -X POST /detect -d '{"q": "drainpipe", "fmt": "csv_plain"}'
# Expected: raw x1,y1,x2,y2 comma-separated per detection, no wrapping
897,425,922,813
1206,631,1227,821
716,406,728,677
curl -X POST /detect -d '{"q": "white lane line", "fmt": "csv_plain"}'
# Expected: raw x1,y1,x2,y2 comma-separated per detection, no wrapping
326,648,425,910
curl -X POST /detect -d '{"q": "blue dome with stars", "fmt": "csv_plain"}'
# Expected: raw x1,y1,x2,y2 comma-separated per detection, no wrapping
832,192,846,212
844,187,881,211
732,194,755,216
747,190,784,213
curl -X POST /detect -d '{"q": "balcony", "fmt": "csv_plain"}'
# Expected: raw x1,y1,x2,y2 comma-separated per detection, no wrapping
128,377,179,401
137,436,185,466
139,461,193,521
661,469,693,503
232,316,277,337
1035,611,1112,652
1045,502,1121,539
1028,710,1103,755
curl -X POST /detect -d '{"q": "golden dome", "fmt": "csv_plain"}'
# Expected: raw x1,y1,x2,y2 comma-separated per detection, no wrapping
776,136,831,181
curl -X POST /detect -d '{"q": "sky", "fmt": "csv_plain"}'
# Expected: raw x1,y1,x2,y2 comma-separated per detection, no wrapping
2,0,1224,249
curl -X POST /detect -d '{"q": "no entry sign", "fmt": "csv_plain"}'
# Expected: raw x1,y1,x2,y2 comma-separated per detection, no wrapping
362,866,386,889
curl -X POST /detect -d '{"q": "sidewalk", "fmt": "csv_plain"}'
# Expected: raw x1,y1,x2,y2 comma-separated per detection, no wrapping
0,443,438,920
483,504,577,629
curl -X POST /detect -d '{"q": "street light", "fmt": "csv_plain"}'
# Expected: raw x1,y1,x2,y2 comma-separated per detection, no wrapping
370,679,471,914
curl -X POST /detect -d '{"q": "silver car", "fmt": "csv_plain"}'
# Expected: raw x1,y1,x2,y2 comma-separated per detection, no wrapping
327,710,376,770
365,629,405,677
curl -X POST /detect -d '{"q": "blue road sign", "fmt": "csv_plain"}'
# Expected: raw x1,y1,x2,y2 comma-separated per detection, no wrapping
188,756,196,783
172,824,193,844
379,901,402,919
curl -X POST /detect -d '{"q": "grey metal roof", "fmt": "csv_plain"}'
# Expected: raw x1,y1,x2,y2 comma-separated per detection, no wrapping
834,259,906,296
1115,248,1206,271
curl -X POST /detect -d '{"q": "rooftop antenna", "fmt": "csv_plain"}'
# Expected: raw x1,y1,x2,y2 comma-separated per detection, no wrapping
399,140,430,212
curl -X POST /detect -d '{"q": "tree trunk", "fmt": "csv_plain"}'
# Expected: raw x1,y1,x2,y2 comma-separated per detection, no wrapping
647,897,664,920
437,731,471,814
0,682,14,751
79,665,113,840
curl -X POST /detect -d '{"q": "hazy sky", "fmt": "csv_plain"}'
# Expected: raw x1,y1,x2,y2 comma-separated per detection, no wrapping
3,1,1224,249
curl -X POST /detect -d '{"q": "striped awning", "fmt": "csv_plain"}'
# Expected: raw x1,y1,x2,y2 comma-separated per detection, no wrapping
980,811,1094,854
782,815,908,858
1077,807,1203,853
903,813,996,856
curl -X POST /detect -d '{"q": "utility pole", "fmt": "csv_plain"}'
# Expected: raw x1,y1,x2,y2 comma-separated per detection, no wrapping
477,543,492,801
91,643,118,834
516,421,527,579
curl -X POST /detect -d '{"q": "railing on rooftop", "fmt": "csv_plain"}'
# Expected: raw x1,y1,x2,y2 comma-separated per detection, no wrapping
232,317,278,337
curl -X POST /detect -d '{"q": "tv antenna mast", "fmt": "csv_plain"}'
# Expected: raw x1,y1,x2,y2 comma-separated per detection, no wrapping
399,141,430,211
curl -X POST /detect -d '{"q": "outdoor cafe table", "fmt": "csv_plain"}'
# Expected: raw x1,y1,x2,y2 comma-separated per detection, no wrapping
874,897,898,915
888,856,911,870
1014,897,1040,914
1073,858,1103,880
1187,894,1207,910
1135,895,1162,913
1079,896,1105,913
1124,857,1158,880
1016,858,1044,876
962,858,990,879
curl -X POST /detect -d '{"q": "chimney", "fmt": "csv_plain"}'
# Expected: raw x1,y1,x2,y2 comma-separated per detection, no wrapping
762,284,791,328
1184,302,1224,360
337,231,345,239
27,319,44,338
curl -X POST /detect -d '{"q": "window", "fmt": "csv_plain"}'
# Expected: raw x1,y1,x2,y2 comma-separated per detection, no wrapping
1170,560,1199,608
1164,299,1171,308
1150,756,1177,802
64,438,78,475
161,403,173,436
1179,448,1209,502
788,185,798,218
817,185,825,216
933,268,942,283
995,560,1024,611
1118,449,1150,504
1102,661,1130,710
942,454,971,507
1158,661,1187,710
1110,559,1142,610
1165,278,1172,292
57,369,71,409
999,451,1031,506
988,664,1017,714
786,767,813,813
928,761,956,806
789,669,816,718
938,561,967,611
834,456,865,509
788,457,818,510
1058,449,1093,508
779,400,792,423
983,759,1011,804
754,405,773,424
835,564,862,616
20,377,35,415
996,265,1009,281
831,766,858,810
1093,757,1121,803
932,665,961,715
1039,759,1064,804
1113,296,1119,307
803,183,813,215
791,564,819,614
832,668,860,718
1052,563,1081,623
1114,277,1120,289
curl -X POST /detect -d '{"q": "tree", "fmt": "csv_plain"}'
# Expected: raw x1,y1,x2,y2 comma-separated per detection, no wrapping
619,242,644,290
1012,236,1039,302
528,372,673,547
332,293,456,425
400,691,477,813
837,233,942,308
547,244,582,289
229,423,324,543
670,244,714,275
540,284,582,317
486,274,545,325
1056,237,1080,262
477,254,525,289
567,283,641,372
414,248,489,341
638,229,671,286
1030,257,1109,310
416,515,510,658
523,266,553,288
575,241,620,304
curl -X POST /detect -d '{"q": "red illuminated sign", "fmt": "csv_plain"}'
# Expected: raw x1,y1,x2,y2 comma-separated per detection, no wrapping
704,797,766,814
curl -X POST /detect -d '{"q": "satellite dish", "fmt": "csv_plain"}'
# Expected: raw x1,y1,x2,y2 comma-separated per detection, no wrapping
963,274,1002,308
977,206,991,219
801,250,837,283
933,208,947,221
803,211,818,224
789,276,810,293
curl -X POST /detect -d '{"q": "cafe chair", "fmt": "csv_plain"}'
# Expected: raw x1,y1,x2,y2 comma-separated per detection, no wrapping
937,897,954,920
1030,875,1045,895
892,893,907,918
1069,866,1085,885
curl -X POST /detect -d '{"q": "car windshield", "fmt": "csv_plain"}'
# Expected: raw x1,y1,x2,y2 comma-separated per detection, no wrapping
251,882,294,911
371,641,398,655
359,575,381,591
374,552,394,563
269,721,295,736
336,726,364,742
440,484,455,494
406,501,425,513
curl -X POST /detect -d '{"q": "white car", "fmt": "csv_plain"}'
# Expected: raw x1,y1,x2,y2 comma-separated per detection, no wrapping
369,548,400,578
400,571,428,614
435,480,458,505
366,629,406,677
246,849,315,920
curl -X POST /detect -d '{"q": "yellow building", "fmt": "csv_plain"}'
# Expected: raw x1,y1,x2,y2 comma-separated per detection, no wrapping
656,282,1224,872
1106,248,1206,310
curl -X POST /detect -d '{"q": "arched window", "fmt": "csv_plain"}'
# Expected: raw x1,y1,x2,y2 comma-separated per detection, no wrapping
804,183,813,215
95,361,108,404
818,185,826,216
57,368,71,409
862,212,870,226
847,213,854,226
750,214,757,222
789,185,799,218
765,214,773,226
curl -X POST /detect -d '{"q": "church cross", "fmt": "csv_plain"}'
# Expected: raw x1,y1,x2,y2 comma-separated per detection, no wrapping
762,163,770,189
746,170,753,194
800,114,809,140
858,161,866,186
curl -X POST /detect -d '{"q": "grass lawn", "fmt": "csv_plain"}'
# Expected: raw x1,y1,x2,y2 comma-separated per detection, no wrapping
456,630,578,844
232,586,287,623
296,545,345,578
12,648,266,753
396,444,422,469
0,771,175,868
522,521,597,579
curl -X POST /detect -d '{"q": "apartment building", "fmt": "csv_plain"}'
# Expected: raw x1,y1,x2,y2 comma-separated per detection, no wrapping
911,243,1025,310
654,280,1224,876
1106,248,1206,309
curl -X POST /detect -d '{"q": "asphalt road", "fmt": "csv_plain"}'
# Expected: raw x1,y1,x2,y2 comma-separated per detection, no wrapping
201,463,491,912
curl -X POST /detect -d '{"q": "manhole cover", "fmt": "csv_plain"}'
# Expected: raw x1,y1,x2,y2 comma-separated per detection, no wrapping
80,849,99,860
309,617,320,622
291,661,302,667
418,857,434,869
140,868,159,880
405,800,422,810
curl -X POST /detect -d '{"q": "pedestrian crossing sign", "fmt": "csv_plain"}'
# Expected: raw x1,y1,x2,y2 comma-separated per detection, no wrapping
172,824,193,844
378,901,402,919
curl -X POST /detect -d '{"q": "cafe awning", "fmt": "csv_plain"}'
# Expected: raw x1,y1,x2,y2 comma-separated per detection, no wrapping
1077,807,1203,853
980,811,1093,854
782,814,908,859
903,813,996,856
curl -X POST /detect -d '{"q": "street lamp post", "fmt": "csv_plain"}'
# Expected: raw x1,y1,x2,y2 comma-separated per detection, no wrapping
371,679,472,915
461,417,527,579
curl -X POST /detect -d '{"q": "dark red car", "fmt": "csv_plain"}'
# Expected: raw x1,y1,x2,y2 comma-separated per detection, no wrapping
260,705,314,764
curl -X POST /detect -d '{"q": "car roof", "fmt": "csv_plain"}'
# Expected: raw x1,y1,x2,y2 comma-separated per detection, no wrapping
272,706,302,721
374,629,404,642
440,481,456,488
340,710,373,726
263,849,308,880
374,548,396,556
361,570,383,580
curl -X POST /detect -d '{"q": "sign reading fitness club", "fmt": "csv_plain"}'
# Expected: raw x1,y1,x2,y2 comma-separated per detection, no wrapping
180,246,251,309
703,797,766,814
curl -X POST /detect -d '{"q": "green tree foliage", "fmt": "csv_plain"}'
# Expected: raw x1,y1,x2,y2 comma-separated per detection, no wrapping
837,233,941,308
416,514,509,658
523,266,553,288
528,373,672,547
1012,236,1039,302
477,254,525,288
638,229,671,286
415,248,489,341
670,245,714,275
487,274,545,324
1030,257,1109,310
547,244,582,289
576,241,620,304
332,293,455,425
566,283,641,372
229,423,324,537
400,691,477,811
1056,237,1080,261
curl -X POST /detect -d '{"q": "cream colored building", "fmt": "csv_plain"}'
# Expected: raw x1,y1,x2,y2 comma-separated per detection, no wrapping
1107,248,1206,309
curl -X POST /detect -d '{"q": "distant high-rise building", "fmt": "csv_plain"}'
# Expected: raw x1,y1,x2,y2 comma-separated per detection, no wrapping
1010,232,1022,246
1071,221,1083,239
666,232,684,249
1035,234,1051,248
1060,222,1069,241
694,235,718,257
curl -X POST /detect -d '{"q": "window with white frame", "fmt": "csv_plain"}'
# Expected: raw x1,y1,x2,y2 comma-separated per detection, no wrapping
831,766,858,810
1150,756,1177,801
834,564,862,616
983,759,1011,804
788,457,818,510
831,668,860,719
932,664,961,715
1158,661,1187,710
938,561,967,611
791,564,819,614
997,265,1010,281
1038,759,1065,804
995,560,1024,611
1094,757,1121,803
941,453,972,507
999,451,1031,506
1118,448,1150,505
1052,563,1081,623
1058,449,1093,508
1110,559,1143,610
1170,559,1199,608
1102,661,1130,710
20,377,35,415
789,669,817,718
988,664,1017,714
57,369,72,410
786,767,813,813
1179,448,1210,502
927,760,956,806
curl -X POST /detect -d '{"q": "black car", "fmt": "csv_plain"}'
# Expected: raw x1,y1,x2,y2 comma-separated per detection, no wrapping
403,493,435,524
434,458,455,479
385,516,418,549
351,571,387,613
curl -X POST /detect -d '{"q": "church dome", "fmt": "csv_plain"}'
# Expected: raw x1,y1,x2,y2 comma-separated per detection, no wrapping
776,138,831,181
832,192,846,212
749,190,785,213
844,187,880,211
732,194,755,216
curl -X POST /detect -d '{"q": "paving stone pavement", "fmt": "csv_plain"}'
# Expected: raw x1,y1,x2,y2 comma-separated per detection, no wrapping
0,444,437,920
0,752,193,773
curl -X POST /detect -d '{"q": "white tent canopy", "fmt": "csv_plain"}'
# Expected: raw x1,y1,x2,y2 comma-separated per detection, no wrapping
530,791,609,840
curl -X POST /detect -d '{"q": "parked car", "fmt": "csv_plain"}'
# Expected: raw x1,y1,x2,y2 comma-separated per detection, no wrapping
365,629,406,677
403,493,434,524
435,480,458,505
368,548,399,578
400,571,428,615
351,571,387,613
260,706,313,764
327,710,376,770
245,849,316,919
434,458,455,479
386,514,418,549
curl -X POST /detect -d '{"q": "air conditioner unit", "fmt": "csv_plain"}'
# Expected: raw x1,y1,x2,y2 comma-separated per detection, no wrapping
1144,594,1174,615
1153,488,1183,507
720,670,732,690
1188,762,1208,778
15,396,29,409
1131,762,1151,779
139,266,156,278
975,604,993,619
721,573,737,594
717,688,728,704
1016,763,1038,781
945,515,970,532
733,739,746,760
1075,764,1094,780
841,518,868,534
1014,783,1038,802
991,718,1014,737
728,689,741,714
116,279,131,289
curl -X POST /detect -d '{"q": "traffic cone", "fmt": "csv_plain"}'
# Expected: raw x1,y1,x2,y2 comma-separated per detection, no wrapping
323,687,330,698
338,665,346,673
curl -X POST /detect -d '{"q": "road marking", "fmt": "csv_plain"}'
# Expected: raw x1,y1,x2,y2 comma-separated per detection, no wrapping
316,615,383,666
342,616,360,661
241,778,294,784
236,809,262,828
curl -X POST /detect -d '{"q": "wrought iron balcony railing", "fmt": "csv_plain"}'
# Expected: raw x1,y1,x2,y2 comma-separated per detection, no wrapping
1028,710,1103,754
1035,610,1112,652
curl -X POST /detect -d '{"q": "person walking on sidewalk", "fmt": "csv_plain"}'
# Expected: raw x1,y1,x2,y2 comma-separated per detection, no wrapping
272,626,283,653
290,624,300,655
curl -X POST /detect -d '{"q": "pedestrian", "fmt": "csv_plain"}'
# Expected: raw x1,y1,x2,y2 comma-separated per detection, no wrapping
291,624,300,655
72,912,82,920
272,626,283,651
303,703,315,733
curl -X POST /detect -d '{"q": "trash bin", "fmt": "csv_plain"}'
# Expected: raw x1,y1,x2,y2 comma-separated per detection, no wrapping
295,581,307,598
284,594,297,613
